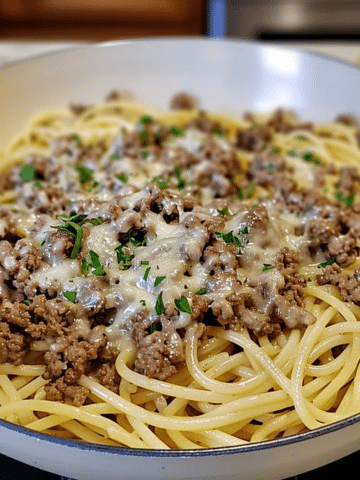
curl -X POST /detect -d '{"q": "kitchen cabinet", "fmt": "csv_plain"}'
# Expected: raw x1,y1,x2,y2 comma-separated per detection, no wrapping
0,0,206,41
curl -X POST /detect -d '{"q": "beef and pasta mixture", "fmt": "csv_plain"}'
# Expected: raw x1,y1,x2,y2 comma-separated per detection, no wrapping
0,92,360,407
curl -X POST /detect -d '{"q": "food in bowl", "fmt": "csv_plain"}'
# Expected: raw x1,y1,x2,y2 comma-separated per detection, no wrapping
0,90,360,449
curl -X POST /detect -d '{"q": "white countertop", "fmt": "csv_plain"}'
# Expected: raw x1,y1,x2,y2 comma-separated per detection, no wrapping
1,40,360,66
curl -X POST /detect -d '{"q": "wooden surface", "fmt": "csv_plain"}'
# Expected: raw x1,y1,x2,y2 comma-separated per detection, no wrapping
0,0,206,41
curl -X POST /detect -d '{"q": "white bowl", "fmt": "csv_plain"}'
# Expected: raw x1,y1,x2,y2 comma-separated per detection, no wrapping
1,37,360,480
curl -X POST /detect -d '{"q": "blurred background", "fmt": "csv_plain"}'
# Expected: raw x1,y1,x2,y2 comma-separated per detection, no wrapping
1,0,360,42
2,0,360,65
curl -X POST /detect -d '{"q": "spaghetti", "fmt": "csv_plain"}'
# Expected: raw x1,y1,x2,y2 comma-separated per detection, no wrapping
0,92,360,448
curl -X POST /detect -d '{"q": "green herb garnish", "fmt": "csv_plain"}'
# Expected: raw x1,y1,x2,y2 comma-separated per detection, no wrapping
317,256,337,268
69,133,82,146
152,176,168,190
75,163,95,185
154,276,166,287
334,190,356,207
110,152,120,161
169,125,184,136
302,152,321,166
174,296,192,314
139,115,153,125
217,206,230,216
174,165,186,190
196,288,206,295
115,244,135,270
23,299,31,306
19,165,36,182
63,291,77,303
215,230,242,247
155,291,165,315
143,266,151,281
262,264,275,271
117,173,128,183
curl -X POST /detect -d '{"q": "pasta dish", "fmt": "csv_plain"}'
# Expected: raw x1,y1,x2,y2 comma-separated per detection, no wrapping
1,90,360,449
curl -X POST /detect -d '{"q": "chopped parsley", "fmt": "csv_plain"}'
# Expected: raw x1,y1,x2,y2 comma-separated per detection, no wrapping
287,149,298,157
82,250,106,276
141,150,149,159
115,244,135,270
271,145,281,154
139,129,150,146
196,288,206,295
69,133,82,146
141,260,149,265
317,256,336,268
150,322,158,333
152,176,168,190
334,190,356,207
302,151,321,166
155,291,165,315
109,152,120,161
174,296,192,314
296,134,309,141
19,165,36,182
154,275,166,287
140,299,146,307
174,165,186,190
139,115,153,125
215,230,241,246
74,163,96,187
168,125,184,136
143,266,151,281
117,173,128,183
217,206,230,216
262,263,275,271
51,213,102,259
246,182,256,198
23,299,31,306
63,291,77,303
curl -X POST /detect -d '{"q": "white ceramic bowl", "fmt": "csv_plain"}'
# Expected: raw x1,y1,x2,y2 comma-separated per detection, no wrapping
1,37,360,480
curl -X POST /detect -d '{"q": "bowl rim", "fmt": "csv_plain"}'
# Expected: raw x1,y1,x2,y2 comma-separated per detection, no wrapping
1,35,360,77
1,35,360,457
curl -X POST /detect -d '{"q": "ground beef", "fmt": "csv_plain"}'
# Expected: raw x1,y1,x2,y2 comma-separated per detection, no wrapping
187,112,221,134
276,248,306,306
170,92,197,110
69,104,91,116
337,167,359,197
317,264,360,304
0,320,29,365
246,152,287,186
236,125,272,152
335,114,359,127
267,109,314,134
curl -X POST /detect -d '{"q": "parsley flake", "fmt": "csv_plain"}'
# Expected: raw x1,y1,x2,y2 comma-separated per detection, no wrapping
154,276,166,287
143,266,151,281
109,152,120,161
174,296,192,314
334,190,356,207
63,291,77,303
196,288,206,295
19,165,36,182
117,173,128,183
317,256,337,268
262,264,275,271
155,291,165,315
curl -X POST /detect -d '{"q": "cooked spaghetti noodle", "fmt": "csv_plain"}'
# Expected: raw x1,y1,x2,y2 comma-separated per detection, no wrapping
0,91,360,448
